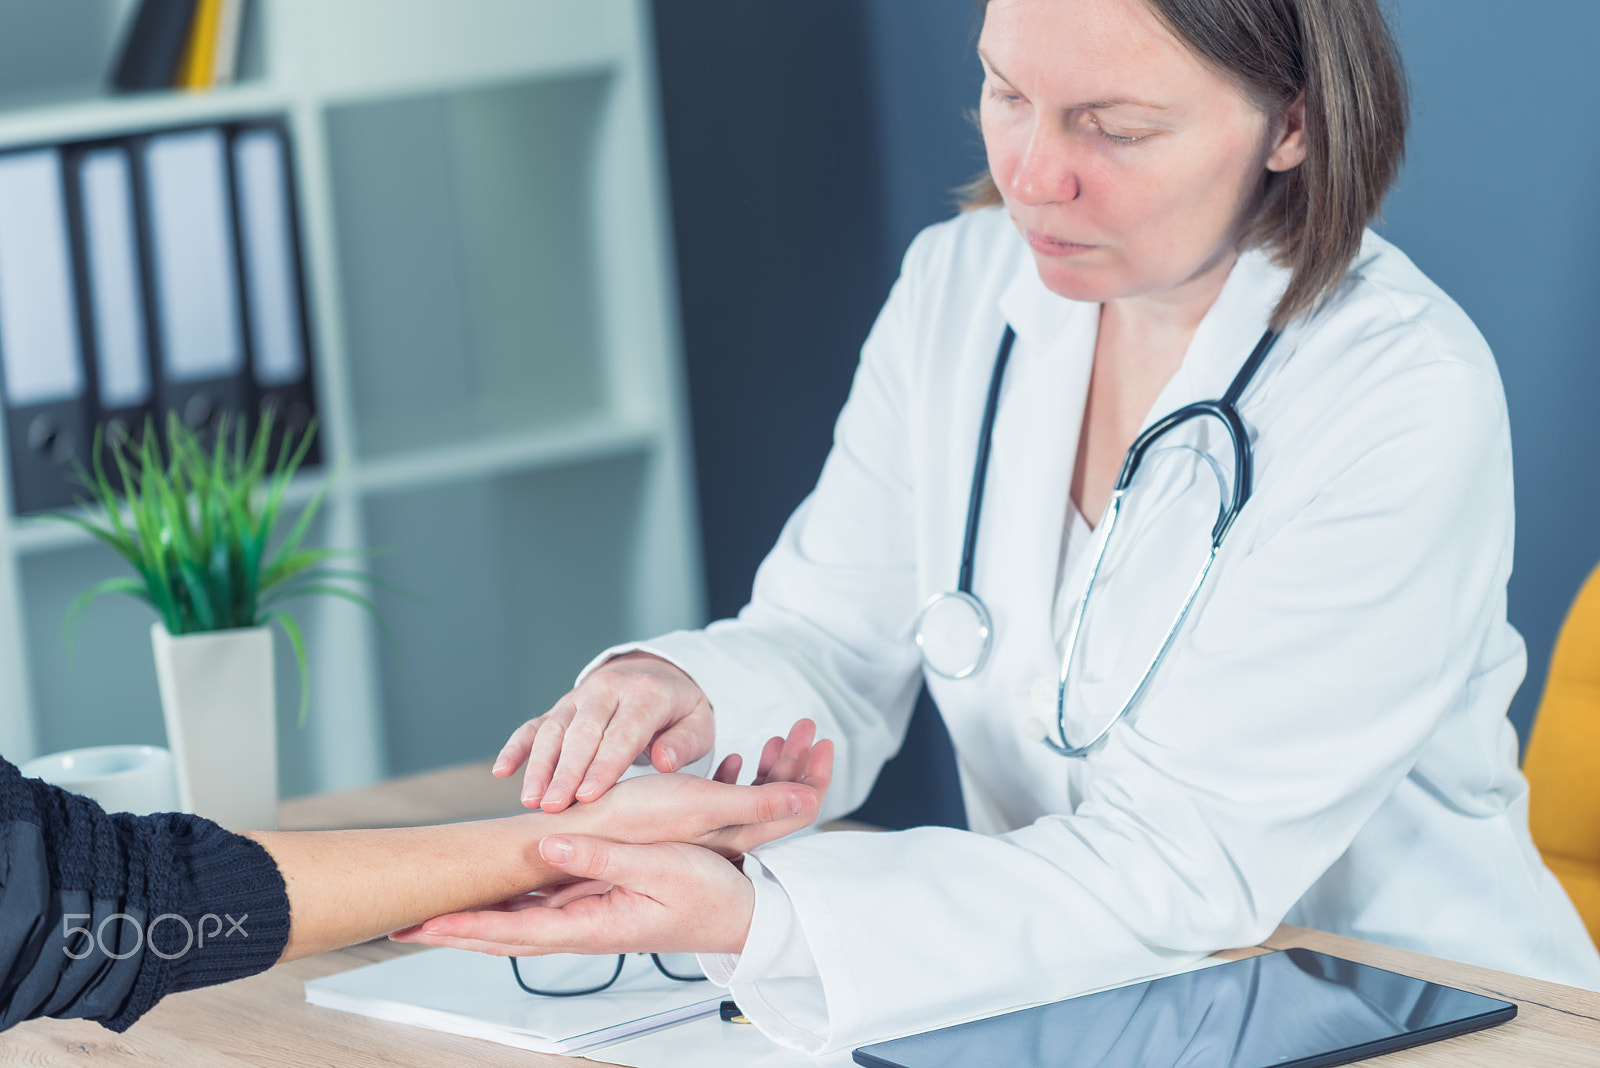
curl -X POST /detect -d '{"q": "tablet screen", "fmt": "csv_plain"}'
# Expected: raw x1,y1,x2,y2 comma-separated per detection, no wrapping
853,948,1515,1068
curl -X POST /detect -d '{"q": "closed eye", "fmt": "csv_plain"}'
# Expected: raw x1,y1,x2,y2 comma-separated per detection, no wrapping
1088,116,1148,145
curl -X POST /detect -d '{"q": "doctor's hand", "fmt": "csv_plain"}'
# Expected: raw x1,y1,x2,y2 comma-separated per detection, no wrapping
391,837,753,958
495,651,714,812
565,718,834,858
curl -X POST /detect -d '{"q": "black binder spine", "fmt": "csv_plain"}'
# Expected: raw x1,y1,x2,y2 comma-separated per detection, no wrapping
61,143,107,492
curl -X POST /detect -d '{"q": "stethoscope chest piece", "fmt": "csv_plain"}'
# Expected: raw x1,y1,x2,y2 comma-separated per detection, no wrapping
914,590,993,679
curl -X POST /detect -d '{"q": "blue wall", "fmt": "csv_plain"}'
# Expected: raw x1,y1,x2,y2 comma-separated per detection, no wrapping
1381,0,1600,741
652,0,981,829
861,1,988,263
651,0,1593,828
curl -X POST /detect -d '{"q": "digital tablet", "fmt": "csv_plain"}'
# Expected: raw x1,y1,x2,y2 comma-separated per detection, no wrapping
853,948,1516,1068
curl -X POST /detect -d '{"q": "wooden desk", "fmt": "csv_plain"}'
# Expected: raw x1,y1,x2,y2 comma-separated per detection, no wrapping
10,763,1600,1066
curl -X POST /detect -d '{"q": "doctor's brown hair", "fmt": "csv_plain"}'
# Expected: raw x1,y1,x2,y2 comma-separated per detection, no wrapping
962,0,1409,330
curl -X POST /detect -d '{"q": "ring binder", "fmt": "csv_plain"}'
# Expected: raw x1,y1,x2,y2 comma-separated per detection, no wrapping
0,148,94,514
0,119,320,516
230,122,320,464
139,126,250,439
68,143,158,483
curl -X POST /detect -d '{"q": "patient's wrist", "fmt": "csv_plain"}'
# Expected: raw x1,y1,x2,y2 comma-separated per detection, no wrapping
500,810,584,889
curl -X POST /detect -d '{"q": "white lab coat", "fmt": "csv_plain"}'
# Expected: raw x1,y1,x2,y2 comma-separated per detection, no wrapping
586,206,1600,1053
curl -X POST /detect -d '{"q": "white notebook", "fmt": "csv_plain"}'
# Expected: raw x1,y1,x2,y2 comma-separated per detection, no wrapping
304,947,724,1056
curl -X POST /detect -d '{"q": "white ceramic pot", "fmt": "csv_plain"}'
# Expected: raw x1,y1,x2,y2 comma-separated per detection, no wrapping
151,623,278,831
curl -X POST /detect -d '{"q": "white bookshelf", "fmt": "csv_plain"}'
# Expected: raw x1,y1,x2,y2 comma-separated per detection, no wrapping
0,0,704,796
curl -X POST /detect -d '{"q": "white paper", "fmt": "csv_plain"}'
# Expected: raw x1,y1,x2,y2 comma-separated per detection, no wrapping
305,948,722,1055
594,1011,858,1067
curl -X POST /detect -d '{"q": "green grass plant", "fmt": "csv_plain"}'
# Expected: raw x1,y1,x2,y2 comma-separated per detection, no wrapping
49,412,377,725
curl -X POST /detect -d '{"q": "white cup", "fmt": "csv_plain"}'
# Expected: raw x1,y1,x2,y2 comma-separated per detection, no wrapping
21,745,181,816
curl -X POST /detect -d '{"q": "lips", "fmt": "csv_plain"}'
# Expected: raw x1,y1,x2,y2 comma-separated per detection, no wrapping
1025,229,1097,257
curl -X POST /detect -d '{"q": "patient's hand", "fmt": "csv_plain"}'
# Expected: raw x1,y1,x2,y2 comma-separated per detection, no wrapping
395,723,827,958
562,718,833,858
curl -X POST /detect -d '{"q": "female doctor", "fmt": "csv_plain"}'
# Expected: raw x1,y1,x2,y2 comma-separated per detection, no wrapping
398,0,1600,1052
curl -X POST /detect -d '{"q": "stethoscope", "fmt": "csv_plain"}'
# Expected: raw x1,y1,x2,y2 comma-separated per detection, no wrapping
913,324,1282,757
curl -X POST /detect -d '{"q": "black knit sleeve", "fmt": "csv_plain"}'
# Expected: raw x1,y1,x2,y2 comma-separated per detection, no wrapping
0,755,290,1032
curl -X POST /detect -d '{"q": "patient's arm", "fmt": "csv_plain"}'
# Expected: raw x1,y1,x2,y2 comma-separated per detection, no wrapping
252,718,831,962
247,816,562,962
0,721,828,1034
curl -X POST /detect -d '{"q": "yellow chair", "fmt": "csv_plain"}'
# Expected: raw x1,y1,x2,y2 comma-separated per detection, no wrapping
1525,559,1600,948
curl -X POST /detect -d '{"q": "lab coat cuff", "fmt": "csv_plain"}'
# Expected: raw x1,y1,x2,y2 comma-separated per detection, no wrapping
704,852,833,1052
574,641,695,689
696,952,739,986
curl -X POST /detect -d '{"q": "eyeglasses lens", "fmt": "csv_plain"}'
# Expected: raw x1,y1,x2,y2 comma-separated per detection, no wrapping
511,954,626,996
511,953,707,996
653,953,706,982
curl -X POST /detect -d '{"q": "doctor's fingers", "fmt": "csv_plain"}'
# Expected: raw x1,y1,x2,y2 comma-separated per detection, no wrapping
407,841,723,952
493,709,556,779
388,885,610,952
388,930,539,957
539,686,628,812
542,834,672,886
543,836,747,907
645,694,715,775
575,695,711,805
508,701,581,807
535,879,615,909
398,904,614,955
388,906,584,955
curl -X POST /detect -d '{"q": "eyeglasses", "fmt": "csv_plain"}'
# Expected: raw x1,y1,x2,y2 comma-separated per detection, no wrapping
509,953,707,998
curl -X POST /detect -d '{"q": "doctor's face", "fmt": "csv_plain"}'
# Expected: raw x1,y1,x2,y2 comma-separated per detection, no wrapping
978,0,1305,307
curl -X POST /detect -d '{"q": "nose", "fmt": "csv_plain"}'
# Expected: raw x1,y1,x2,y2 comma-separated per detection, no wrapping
1009,119,1081,206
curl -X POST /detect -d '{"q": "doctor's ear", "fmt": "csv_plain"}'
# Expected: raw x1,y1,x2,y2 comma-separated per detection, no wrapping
1266,94,1308,173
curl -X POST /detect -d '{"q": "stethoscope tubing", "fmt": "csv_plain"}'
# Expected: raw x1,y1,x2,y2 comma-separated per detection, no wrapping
919,322,1283,754
958,326,1016,595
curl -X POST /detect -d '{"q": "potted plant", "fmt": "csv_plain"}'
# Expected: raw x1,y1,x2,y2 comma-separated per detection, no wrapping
51,414,375,830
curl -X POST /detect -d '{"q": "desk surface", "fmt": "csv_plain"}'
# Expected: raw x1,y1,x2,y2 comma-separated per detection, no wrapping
10,762,1600,1066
